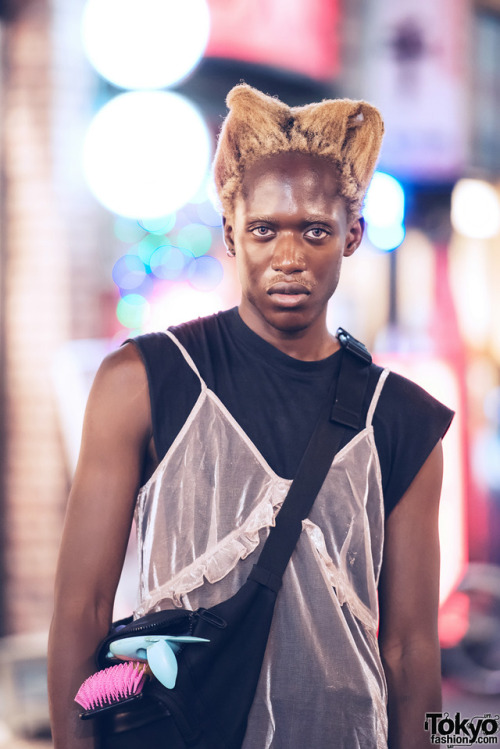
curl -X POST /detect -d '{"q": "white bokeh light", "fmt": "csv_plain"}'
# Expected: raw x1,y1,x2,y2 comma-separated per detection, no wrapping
451,179,500,239
82,91,211,218
146,285,224,330
81,0,210,90
363,172,405,228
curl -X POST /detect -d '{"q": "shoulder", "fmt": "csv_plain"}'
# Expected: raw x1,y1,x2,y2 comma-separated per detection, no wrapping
94,340,148,391
167,308,239,381
122,312,234,384
168,308,236,351
75,343,153,467
89,343,151,434
376,369,454,429
383,369,436,401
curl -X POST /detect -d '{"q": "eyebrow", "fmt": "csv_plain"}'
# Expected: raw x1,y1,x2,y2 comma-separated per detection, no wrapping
303,214,339,225
246,214,340,227
245,215,277,223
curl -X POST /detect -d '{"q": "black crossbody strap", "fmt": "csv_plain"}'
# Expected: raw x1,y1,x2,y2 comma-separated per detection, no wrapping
248,329,372,592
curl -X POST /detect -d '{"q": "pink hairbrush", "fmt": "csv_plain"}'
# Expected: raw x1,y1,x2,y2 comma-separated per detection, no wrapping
75,661,148,718
75,633,209,717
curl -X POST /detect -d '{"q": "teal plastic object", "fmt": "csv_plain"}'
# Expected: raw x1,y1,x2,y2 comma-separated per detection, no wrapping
146,639,178,689
108,634,209,689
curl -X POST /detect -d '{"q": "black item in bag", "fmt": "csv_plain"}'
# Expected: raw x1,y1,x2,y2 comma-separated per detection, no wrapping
89,329,372,749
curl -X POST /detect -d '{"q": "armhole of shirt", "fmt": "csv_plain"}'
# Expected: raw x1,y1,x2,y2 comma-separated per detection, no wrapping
125,333,202,462
372,370,455,518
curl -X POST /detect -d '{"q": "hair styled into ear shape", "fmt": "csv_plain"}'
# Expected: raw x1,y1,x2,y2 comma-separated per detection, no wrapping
213,84,385,223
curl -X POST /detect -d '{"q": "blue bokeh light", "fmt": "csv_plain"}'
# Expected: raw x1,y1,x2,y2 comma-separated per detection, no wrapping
197,200,222,228
187,255,224,292
112,254,148,290
363,172,405,228
363,171,406,252
150,245,190,280
366,223,406,252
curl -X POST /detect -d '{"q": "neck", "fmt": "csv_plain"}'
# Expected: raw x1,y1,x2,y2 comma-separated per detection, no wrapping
238,303,340,361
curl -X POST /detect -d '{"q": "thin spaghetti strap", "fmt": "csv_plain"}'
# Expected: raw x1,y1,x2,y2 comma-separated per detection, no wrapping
164,330,206,389
366,368,390,427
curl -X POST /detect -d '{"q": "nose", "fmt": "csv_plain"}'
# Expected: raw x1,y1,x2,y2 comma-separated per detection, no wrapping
271,232,306,274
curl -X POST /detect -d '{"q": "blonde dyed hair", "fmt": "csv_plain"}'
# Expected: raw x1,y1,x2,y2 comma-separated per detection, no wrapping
213,84,385,223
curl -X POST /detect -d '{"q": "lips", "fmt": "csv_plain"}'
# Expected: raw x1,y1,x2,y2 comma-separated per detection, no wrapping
266,281,311,309
267,282,311,296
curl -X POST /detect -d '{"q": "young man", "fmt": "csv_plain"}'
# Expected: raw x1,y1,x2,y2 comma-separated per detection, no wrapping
48,84,453,748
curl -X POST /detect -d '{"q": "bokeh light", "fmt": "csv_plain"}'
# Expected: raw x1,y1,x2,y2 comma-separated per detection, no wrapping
187,255,223,291
114,217,147,244
364,172,405,228
175,223,213,257
366,223,406,252
146,284,224,330
133,235,165,267
197,200,222,228
81,0,210,90
450,239,492,349
451,179,500,239
138,215,176,235
112,254,147,290
150,245,189,280
363,171,405,251
116,293,150,328
118,274,154,298
82,91,211,218
484,386,500,423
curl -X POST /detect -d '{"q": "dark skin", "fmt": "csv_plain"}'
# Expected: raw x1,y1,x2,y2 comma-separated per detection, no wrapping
48,151,442,748
225,152,360,361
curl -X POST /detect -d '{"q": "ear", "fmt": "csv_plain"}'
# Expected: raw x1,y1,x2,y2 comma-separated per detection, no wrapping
222,215,236,254
214,84,290,196
343,216,364,257
295,100,384,197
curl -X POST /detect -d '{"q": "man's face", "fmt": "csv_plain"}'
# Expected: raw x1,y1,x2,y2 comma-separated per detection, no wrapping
224,152,363,337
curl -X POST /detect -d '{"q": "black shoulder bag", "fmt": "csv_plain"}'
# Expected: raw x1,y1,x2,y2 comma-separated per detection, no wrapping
84,329,372,749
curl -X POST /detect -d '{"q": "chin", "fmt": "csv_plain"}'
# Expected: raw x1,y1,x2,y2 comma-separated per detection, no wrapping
265,308,313,334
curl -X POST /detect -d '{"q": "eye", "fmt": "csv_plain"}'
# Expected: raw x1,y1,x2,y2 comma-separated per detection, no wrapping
305,227,329,239
251,225,274,237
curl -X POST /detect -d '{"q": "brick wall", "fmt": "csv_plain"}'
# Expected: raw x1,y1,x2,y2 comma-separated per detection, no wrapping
3,0,69,634
2,0,104,635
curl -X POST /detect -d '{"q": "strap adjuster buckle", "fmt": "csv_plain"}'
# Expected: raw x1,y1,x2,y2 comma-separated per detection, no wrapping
336,327,372,365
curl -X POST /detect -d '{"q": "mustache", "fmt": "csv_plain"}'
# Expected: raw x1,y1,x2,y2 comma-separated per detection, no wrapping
265,277,315,293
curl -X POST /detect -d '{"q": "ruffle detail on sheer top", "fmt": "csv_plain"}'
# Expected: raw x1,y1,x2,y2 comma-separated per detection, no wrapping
302,519,377,633
135,487,290,617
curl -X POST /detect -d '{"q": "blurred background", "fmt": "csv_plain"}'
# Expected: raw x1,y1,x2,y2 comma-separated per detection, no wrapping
0,0,499,744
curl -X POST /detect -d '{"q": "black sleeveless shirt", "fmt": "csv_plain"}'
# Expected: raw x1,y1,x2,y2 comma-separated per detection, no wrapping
130,307,454,517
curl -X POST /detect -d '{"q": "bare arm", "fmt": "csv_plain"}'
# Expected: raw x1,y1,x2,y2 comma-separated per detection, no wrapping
378,440,444,749
47,343,154,749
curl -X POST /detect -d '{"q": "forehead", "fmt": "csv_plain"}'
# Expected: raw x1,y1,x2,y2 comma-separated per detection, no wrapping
238,152,343,216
